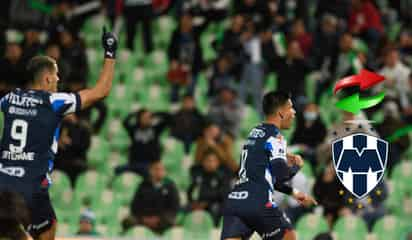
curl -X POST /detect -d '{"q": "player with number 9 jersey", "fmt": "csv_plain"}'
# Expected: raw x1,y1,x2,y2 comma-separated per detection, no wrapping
0,27,118,240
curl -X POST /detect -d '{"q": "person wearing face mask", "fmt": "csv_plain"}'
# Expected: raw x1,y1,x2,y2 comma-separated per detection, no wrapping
291,103,327,171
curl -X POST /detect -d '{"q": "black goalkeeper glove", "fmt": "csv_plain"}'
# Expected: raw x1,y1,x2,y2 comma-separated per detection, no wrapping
102,26,118,59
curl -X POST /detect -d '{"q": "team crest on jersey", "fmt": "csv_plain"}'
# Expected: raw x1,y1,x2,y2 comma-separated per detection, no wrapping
332,133,388,199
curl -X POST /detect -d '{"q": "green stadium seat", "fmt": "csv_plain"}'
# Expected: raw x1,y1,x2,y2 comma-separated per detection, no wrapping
126,226,160,238
240,105,261,137
296,213,329,240
182,210,215,237
265,73,278,92
112,172,142,206
74,171,108,207
372,215,404,240
333,215,368,240
56,221,75,237
163,227,184,240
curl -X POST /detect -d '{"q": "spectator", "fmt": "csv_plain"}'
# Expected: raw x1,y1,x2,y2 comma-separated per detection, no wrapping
123,0,154,53
181,0,229,30
315,0,350,27
376,48,410,101
350,180,388,231
170,94,204,154
401,73,412,123
58,26,88,84
218,14,247,80
311,14,340,101
313,164,349,227
348,0,383,50
206,54,236,97
187,149,230,226
21,29,42,63
262,0,287,32
117,109,169,177
238,18,265,113
195,122,238,173
277,0,308,27
274,40,311,109
45,43,70,86
0,42,25,95
167,11,203,102
332,32,362,80
208,86,244,139
291,103,327,170
76,209,100,236
56,113,91,186
311,14,340,72
288,18,312,57
376,101,410,171
130,160,180,234
234,0,266,21
399,30,412,62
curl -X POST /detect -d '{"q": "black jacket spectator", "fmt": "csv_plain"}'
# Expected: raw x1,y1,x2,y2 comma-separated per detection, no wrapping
274,40,311,102
58,28,88,84
0,42,26,94
168,15,203,76
170,95,204,153
56,114,91,186
123,109,169,168
131,161,180,234
187,151,230,226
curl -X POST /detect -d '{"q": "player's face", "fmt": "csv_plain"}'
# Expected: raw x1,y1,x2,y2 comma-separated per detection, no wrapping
279,99,296,129
46,64,59,92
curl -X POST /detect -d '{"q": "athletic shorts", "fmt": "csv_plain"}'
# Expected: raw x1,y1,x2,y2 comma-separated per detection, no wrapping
221,185,293,240
0,182,57,237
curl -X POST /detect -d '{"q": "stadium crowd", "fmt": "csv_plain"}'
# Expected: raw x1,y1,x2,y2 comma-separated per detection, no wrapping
0,0,411,239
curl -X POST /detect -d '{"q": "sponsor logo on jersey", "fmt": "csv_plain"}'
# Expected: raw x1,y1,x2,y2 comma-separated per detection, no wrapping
0,163,25,177
8,93,43,107
332,133,388,199
249,128,266,138
2,150,35,161
228,191,249,200
9,106,38,116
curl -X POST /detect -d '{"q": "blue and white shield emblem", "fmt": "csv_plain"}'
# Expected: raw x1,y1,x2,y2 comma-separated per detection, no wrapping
332,133,388,199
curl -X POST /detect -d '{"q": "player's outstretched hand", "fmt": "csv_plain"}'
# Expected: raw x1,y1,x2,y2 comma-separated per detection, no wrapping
102,26,118,59
293,191,318,207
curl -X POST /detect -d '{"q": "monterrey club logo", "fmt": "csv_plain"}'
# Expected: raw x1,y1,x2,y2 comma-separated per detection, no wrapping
332,69,389,199
332,133,388,199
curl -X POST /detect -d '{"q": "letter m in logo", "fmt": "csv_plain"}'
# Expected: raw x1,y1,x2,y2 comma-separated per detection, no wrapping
332,133,388,199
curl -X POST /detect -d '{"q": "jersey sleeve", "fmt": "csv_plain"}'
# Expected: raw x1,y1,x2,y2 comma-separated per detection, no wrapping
0,94,9,112
264,135,296,195
49,92,82,116
264,135,287,161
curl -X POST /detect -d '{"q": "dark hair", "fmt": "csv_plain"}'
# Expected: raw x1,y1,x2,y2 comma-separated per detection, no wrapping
0,190,30,240
26,56,56,85
262,91,291,116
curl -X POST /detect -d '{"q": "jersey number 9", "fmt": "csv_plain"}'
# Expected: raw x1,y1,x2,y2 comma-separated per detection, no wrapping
10,119,28,152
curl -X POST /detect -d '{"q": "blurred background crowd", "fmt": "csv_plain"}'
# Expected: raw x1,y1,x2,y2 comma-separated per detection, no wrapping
0,0,411,239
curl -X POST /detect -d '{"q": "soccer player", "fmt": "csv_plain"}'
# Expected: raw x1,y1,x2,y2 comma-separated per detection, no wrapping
0,27,117,240
221,91,317,240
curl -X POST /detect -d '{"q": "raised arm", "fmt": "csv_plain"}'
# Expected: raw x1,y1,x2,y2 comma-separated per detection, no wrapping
79,27,118,110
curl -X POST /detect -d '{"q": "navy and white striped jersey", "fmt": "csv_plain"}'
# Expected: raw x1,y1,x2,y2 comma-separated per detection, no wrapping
0,88,81,188
233,123,299,208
